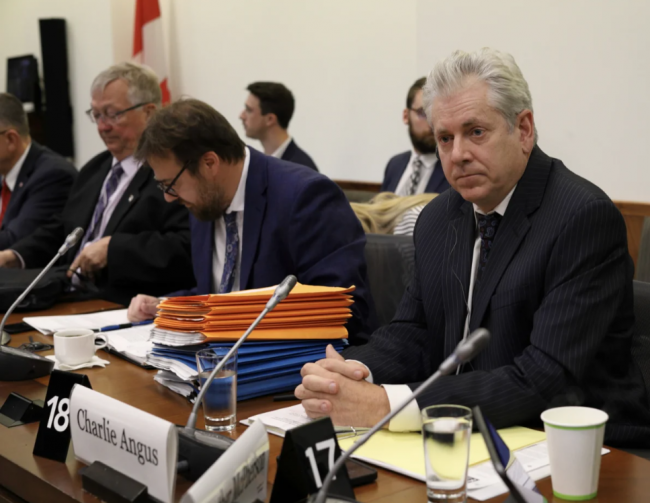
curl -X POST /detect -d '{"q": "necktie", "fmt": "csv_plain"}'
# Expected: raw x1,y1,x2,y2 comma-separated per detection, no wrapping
408,157,423,196
476,212,502,283
0,180,11,227
78,163,124,251
219,212,240,294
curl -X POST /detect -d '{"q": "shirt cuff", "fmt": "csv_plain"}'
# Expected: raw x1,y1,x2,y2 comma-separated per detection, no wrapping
346,359,373,383
9,250,25,269
382,384,422,432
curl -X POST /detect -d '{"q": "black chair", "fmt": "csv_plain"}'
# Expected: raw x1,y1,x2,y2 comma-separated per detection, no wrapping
364,234,415,327
620,280,650,460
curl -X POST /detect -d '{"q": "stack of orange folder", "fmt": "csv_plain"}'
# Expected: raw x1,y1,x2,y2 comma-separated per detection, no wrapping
154,283,355,341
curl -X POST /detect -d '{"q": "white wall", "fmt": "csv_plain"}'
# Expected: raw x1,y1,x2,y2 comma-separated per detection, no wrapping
0,0,114,168
2,0,650,201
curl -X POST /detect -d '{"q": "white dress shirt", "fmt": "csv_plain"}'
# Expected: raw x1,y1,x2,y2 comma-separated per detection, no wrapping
270,136,292,159
394,151,439,196
375,186,517,431
212,147,250,292
3,142,31,195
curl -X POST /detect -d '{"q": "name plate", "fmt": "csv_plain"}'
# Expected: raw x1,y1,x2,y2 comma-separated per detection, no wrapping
181,419,269,503
69,385,178,503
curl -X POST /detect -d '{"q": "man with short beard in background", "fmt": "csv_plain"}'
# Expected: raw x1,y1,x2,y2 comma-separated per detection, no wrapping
380,77,450,195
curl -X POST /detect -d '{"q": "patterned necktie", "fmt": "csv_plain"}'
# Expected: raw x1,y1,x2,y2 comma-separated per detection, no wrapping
0,179,11,227
219,212,240,294
78,163,124,250
408,157,423,195
476,212,502,283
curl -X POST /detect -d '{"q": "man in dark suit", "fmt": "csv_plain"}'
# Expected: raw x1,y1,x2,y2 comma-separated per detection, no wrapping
127,99,374,344
380,77,449,195
295,48,650,447
0,63,193,305
239,82,319,171
0,93,76,249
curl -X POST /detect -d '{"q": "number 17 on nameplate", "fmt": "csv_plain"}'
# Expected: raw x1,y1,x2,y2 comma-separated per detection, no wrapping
33,370,92,462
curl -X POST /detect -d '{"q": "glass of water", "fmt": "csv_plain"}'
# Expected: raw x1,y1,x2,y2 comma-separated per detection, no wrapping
196,347,237,432
421,405,472,503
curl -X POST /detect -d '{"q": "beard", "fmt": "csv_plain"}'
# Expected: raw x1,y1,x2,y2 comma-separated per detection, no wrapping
184,178,228,222
408,121,438,154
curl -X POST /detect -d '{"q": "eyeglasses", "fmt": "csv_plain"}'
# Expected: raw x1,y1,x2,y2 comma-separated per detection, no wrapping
85,102,151,124
409,108,427,119
157,160,191,197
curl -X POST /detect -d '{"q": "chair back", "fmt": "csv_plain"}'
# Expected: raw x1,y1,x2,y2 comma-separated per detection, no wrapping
364,233,415,327
632,280,650,400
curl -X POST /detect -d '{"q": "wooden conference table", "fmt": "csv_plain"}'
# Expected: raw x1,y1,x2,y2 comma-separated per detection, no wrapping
1,300,649,503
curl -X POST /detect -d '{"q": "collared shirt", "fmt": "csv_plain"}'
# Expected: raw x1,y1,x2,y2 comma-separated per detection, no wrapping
380,186,517,432
271,136,292,159
212,147,250,292
394,150,439,196
3,141,31,192
84,156,141,246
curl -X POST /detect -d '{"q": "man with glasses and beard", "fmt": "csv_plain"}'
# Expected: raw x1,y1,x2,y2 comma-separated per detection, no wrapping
126,99,375,344
380,77,450,195
0,63,193,305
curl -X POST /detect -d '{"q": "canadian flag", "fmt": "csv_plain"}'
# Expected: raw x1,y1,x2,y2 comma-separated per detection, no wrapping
133,0,171,105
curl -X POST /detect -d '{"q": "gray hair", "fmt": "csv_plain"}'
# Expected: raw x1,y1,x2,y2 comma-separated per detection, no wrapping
0,93,29,137
91,62,162,107
422,48,537,142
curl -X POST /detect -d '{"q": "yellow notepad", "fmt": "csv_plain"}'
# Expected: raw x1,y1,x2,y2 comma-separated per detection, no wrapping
337,427,546,480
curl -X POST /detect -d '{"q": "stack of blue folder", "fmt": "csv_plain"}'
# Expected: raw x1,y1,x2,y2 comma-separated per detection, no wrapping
148,339,347,401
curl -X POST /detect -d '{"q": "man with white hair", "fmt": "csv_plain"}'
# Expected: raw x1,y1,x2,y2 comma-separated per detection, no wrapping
0,62,193,304
295,48,650,446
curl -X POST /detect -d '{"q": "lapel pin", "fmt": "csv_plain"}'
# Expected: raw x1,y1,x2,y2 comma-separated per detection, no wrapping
128,194,134,203
18,182,23,188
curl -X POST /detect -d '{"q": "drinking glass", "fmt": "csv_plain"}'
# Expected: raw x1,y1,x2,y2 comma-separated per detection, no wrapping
421,405,472,503
196,347,238,431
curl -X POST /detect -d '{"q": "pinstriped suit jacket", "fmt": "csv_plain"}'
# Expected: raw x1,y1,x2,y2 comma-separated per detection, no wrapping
345,146,650,447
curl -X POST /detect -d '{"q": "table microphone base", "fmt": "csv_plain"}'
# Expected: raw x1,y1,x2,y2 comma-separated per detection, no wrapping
306,495,360,503
1,331,10,346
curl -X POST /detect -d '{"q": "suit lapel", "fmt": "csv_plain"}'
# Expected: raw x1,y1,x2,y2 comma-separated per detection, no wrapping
280,139,296,161
425,159,447,193
442,194,476,349
79,156,112,232
239,149,268,290
102,165,150,237
469,146,551,330
4,143,41,221
388,153,410,193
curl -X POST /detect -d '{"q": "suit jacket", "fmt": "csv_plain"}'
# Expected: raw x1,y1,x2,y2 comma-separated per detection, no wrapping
0,141,76,249
280,139,319,172
173,148,375,343
380,151,450,194
346,146,650,447
12,150,195,305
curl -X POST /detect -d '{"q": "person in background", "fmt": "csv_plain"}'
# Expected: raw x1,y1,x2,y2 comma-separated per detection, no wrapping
127,99,375,344
0,63,193,305
381,77,449,195
240,81,318,171
0,92,76,249
350,192,436,234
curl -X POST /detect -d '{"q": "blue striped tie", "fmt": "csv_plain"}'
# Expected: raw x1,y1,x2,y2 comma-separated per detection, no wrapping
219,212,239,293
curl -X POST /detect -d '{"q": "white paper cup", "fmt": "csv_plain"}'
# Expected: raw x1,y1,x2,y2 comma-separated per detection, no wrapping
541,406,608,501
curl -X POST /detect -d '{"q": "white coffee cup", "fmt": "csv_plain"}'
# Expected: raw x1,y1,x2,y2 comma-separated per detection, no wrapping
53,329,108,366
541,406,608,501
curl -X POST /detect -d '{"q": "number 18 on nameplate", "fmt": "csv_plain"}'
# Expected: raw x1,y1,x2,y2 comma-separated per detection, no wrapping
270,417,355,503
33,370,92,462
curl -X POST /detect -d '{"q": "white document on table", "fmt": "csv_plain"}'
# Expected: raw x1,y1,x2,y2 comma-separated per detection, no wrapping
24,308,131,334
70,385,178,503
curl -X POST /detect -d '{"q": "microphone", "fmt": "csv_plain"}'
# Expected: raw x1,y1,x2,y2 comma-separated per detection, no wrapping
311,328,491,503
0,227,85,380
176,275,298,481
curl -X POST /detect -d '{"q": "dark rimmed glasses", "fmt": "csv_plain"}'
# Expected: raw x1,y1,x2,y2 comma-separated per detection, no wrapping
156,160,192,197
85,102,151,124
409,107,427,119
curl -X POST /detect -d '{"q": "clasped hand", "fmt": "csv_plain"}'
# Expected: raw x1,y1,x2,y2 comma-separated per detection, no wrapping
295,344,390,427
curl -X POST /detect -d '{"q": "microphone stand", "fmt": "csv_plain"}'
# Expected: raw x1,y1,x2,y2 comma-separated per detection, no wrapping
312,328,491,503
1,227,84,346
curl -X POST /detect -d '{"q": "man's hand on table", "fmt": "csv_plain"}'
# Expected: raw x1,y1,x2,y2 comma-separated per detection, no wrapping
127,294,159,322
295,344,390,427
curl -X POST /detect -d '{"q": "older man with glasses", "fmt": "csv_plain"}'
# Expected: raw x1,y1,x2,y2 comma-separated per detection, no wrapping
0,62,194,306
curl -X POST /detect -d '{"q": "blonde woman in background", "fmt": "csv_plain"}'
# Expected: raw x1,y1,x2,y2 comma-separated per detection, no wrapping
350,192,437,235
